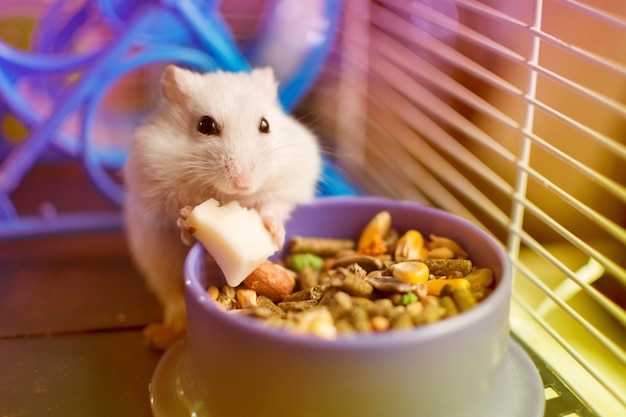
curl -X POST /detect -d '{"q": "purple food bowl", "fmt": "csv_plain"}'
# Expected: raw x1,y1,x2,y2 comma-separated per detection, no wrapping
151,196,544,417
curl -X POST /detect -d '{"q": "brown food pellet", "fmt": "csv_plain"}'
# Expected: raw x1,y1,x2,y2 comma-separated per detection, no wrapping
391,311,414,330
256,295,286,317
283,285,320,303
289,236,356,256
452,288,478,312
328,268,374,298
416,258,473,276
321,290,353,319
414,303,446,325
297,266,319,290
335,318,357,334
278,299,319,312
347,307,372,332
439,296,459,318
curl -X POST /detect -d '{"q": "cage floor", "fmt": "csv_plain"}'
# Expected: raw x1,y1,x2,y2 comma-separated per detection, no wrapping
0,231,591,417
0,232,162,417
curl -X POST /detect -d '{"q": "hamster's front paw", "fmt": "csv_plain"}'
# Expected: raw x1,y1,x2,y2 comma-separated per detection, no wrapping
262,215,285,249
178,205,195,245
143,298,187,350
143,322,186,351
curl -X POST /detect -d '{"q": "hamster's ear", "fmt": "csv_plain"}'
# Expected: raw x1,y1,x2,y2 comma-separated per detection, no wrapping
251,67,278,100
162,65,193,104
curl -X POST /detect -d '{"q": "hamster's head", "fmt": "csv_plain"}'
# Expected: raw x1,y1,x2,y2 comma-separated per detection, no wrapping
158,65,315,199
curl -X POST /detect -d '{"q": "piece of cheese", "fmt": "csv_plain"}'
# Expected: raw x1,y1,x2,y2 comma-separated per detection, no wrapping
184,198,278,287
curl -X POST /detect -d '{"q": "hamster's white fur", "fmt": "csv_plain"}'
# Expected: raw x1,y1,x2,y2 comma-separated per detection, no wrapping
123,65,321,333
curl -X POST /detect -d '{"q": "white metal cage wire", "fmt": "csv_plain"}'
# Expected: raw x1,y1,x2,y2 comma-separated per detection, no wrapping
303,0,626,415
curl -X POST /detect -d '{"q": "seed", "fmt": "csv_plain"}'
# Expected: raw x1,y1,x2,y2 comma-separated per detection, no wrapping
331,255,383,273
216,293,238,310
221,284,236,299
415,282,428,300
427,246,455,259
357,210,391,256
428,234,469,258
366,276,419,293
236,288,258,308
465,268,494,287
394,230,427,261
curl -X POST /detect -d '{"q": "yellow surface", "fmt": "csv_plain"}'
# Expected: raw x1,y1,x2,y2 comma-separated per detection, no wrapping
512,243,626,415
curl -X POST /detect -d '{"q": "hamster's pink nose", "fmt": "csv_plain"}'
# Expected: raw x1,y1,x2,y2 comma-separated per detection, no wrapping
232,170,253,189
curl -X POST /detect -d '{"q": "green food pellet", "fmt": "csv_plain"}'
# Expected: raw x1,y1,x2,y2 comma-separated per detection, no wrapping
291,253,324,272
399,292,418,305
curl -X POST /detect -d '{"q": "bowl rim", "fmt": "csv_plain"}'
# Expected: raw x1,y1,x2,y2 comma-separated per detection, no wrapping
184,196,512,350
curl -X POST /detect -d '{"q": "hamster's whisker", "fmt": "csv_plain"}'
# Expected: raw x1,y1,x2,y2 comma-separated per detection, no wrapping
292,109,324,127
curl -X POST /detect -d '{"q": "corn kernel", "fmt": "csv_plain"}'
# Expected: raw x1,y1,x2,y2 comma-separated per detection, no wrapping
392,261,430,284
394,230,425,261
425,278,470,296
357,210,391,255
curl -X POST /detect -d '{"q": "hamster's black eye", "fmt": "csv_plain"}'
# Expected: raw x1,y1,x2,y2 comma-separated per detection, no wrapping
197,116,220,136
259,117,270,134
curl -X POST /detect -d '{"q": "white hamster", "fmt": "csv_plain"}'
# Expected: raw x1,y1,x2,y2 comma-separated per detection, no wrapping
123,65,321,338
